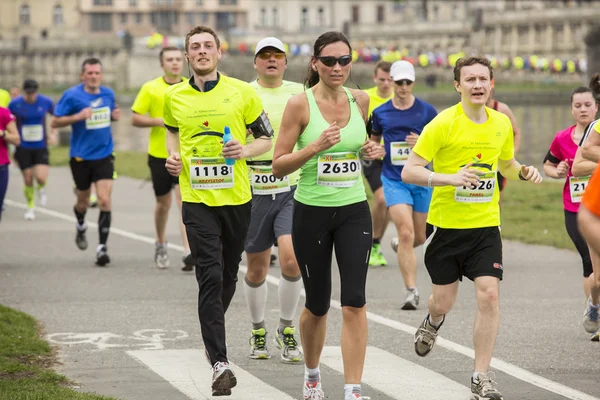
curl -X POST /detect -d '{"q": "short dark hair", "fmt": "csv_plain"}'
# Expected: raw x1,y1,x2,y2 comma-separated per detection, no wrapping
81,57,102,73
571,86,597,104
185,26,220,52
590,73,600,99
159,46,182,63
374,61,391,75
453,56,493,82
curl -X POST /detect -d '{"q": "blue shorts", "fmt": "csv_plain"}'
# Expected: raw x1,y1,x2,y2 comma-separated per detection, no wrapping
382,175,432,213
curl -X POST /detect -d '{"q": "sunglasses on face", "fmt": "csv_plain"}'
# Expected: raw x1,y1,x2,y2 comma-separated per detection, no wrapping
257,52,286,60
316,55,352,67
394,79,414,86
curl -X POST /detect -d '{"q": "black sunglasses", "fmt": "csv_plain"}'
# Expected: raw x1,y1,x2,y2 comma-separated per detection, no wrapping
316,55,352,67
394,79,414,86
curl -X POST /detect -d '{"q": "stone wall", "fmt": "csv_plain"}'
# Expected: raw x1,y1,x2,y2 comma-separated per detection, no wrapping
585,24,600,82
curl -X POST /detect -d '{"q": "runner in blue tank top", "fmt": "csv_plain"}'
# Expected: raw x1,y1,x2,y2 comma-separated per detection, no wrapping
370,60,437,311
9,79,55,220
52,58,120,267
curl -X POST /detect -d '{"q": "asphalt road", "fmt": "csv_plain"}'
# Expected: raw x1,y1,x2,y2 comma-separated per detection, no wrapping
1,166,599,400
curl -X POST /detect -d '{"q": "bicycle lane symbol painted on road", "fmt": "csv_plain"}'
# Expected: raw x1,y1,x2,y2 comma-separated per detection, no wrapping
46,329,189,351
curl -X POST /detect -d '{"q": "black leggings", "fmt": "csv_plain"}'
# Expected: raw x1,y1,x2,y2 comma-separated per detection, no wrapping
564,209,593,277
292,200,372,316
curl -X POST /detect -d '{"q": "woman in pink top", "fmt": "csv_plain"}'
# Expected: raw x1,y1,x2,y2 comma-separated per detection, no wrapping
543,86,598,302
0,106,21,222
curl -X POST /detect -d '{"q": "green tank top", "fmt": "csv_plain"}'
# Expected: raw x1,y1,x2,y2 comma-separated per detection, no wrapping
294,87,367,207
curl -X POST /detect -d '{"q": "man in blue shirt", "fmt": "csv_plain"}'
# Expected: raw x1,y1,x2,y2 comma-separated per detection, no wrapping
52,58,120,266
370,60,437,310
9,79,55,220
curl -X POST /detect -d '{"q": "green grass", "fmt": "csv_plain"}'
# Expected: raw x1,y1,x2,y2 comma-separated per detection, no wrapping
49,146,150,181
0,305,118,399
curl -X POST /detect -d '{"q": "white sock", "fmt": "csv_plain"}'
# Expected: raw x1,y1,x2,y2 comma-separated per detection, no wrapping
589,297,599,308
408,287,419,296
305,365,320,383
473,372,484,381
428,314,444,328
344,383,361,398
279,273,302,324
244,277,268,329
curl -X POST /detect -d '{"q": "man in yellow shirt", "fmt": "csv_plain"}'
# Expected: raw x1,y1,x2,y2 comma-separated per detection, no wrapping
164,26,273,396
402,56,542,400
0,88,10,108
131,46,190,270
363,61,393,267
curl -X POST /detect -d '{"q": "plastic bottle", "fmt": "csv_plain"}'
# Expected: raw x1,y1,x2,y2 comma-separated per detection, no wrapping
222,126,235,166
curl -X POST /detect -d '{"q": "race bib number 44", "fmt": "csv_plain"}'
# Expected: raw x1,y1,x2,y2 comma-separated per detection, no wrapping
190,157,234,189
455,171,496,203
250,165,290,195
22,124,43,142
85,107,111,130
390,141,410,166
569,175,590,203
317,152,361,188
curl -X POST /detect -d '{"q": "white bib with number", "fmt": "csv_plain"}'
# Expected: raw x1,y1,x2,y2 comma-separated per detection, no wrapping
317,152,361,188
250,165,290,195
22,124,43,142
454,171,496,203
85,107,111,130
190,157,234,189
569,175,590,203
390,141,410,166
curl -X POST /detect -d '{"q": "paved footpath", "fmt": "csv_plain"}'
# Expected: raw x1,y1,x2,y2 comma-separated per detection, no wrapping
1,166,599,400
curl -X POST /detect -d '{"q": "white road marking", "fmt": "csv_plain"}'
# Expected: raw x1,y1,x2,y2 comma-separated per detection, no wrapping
6,199,599,400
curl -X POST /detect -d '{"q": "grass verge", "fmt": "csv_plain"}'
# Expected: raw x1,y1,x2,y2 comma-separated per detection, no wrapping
50,146,574,251
0,304,117,399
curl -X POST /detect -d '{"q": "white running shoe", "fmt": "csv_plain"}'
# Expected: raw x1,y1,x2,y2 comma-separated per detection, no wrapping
24,208,35,221
303,380,324,400
154,243,170,269
38,188,47,206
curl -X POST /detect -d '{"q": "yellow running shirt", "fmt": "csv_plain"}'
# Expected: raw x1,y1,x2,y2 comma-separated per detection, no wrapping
163,75,265,206
412,103,514,229
131,76,186,159
247,79,303,186
0,89,10,108
364,86,393,116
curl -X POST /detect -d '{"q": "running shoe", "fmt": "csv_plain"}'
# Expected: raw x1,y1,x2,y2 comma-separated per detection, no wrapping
470,372,503,399
414,313,444,357
211,361,236,396
346,395,371,400
368,243,387,267
38,188,47,206
95,245,110,267
89,193,98,208
303,381,324,400
390,237,399,253
402,289,419,310
154,243,169,269
583,299,600,333
591,328,600,342
270,253,277,266
75,226,88,250
24,208,35,221
181,253,194,271
249,328,271,359
273,326,302,363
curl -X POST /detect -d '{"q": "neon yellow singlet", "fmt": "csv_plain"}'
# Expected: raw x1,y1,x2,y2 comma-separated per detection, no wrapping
412,103,514,229
0,89,10,108
163,76,265,207
364,86,393,116
131,76,186,159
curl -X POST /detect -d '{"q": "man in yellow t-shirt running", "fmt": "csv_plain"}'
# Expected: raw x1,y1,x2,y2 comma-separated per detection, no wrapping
131,46,189,270
402,56,542,400
363,61,393,267
164,26,273,396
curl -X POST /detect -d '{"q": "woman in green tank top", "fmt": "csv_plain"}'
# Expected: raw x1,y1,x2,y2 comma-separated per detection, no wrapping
272,32,384,400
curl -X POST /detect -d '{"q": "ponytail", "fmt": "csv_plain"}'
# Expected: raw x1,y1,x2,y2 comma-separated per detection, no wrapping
590,73,600,99
304,60,319,88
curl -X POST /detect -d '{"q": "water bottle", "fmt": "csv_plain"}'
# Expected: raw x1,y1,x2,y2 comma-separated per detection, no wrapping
222,126,235,166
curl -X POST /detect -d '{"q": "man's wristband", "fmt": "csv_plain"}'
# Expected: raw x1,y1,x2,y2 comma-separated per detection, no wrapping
427,172,435,188
518,171,527,181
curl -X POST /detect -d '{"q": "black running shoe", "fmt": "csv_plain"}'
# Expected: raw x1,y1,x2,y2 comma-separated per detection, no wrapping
95,245,110,267
76,227,88,251
181,253,194,271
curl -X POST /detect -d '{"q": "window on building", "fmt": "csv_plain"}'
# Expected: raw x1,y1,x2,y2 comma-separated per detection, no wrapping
200,13,209,23
260,7,267,26
219,0,237,5
53,4,64,26
129,0,136,6
301,7,308,28
216,12,234,30
120,12,127,24
90,13,113,31
93,0,113,5
135,12,143,24
317,7,324,26
376,4,384,22
272,7,278,27
186,12,194,25
19,4,30,25
196,0,203,5
352,5,359,23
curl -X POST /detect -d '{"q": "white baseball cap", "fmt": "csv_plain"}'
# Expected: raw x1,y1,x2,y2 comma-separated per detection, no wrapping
390,60,415,82
255,37,286,55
